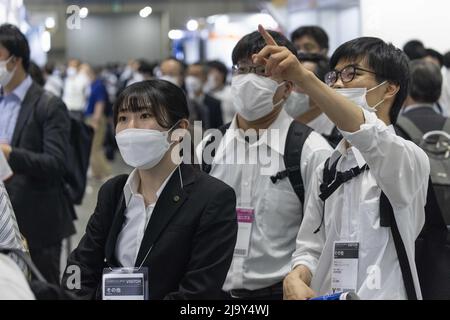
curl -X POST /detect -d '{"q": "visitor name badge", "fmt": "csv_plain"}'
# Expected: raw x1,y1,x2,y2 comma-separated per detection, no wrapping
331,242,359,294
234,207,255,257
102,267,149,300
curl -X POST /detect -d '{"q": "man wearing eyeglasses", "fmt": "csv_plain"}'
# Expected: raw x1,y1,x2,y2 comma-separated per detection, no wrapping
254,26,430,300
199,30,332,300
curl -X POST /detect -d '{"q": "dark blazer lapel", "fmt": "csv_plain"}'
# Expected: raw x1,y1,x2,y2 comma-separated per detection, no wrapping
135,164,198,267
11,82,41,147
105,193,126,267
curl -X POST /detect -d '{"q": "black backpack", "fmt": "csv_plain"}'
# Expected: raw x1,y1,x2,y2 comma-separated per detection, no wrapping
201,121,313,204
319,154,450,300
396,116,450,225
36,92,94,205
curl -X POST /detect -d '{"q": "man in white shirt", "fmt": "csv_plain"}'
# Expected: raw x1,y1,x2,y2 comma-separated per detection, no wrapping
439,52,450,117
62,59,89,120
200,30,332,300
253,27,430,300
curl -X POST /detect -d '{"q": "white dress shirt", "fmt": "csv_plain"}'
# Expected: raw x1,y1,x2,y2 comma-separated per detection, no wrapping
439,67,450,117
115,168,176,267
292,109,430,300
205,109,332,291
0,254,35,300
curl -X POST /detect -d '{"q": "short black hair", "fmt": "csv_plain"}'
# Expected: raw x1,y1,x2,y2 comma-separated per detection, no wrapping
207,60,228,85
330,37,410,124
444,51,450,69
409,60,442,104
297,52,330,82
403,40,427,61
0,23,30,71
425,48,444,67
232,30,297,65
113,79,190,128
291,26,329,50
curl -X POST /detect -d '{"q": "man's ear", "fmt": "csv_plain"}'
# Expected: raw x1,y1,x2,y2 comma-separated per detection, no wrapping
384,81,400,101
283,80,294,98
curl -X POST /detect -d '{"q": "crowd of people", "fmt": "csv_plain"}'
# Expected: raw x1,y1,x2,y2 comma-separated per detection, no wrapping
0,21,449,300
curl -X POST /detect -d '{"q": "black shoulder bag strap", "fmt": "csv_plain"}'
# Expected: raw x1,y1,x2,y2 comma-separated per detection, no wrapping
271,121,313,204
379,192,418,300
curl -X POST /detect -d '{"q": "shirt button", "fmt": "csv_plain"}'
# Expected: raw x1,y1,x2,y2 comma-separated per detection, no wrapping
173,195,180,202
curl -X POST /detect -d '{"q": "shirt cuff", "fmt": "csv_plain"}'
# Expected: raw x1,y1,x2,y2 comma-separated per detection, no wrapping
338,109,386,153
291,256,318,277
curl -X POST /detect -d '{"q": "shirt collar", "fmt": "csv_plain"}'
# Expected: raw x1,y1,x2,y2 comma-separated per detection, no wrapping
123,167,178,207
219,108,293,159
402,103,435,114
2,76,33,102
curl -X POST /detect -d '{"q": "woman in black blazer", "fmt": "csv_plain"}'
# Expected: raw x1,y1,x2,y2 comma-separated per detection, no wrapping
62,80,237,300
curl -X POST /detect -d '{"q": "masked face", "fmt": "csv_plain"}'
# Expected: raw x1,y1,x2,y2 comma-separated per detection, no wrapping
231,73,286,121
335,81,387,113
0,56,16,87
185,75,203,99
284,91,311,118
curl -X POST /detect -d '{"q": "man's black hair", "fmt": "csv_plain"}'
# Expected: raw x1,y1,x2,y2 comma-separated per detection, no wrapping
0,23,30,71
232,30,297,65
444,51,450,69
425,48,444,67
291,26,329,50
330,37,410,124
207,60,228,85
409,60,442,104
403,40,427,61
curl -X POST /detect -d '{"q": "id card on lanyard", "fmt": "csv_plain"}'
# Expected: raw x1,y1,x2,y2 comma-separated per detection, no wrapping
331,241,359,294
102,267,149,300
234,207,255,257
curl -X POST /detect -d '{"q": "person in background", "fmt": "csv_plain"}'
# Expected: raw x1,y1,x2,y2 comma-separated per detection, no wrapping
158,57,186,88
399,60,448,137
0,24,75,285
291,26,329,56
43,62,64,98
424,48,444,68
185,62,223,130
205,60,235,124
84,65,112,180
403,40,427,61
63,58,90,120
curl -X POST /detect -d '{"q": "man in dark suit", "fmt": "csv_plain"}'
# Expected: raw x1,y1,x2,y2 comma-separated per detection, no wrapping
185,62,224,129
398,60,448,137
0,24,75,285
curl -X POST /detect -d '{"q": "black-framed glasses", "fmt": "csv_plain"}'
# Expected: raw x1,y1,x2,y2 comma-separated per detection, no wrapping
232,64,266,76
325,65,377,87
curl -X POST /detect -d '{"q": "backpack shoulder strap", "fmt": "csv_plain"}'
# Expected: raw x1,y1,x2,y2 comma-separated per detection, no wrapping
396,116,424,145
201,122,231,173
380,192,418,300
283,121,313,204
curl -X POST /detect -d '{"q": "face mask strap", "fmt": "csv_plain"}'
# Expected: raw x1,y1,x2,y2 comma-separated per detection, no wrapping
367,80,388,111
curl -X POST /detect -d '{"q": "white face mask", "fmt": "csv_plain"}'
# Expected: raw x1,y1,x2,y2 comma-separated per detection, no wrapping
284,91,310,118
66,67,77,77
0,56,16,87
231,73,285,121
335,81,387,113
159,75,180,87
116,124,178,170
185,76,203,99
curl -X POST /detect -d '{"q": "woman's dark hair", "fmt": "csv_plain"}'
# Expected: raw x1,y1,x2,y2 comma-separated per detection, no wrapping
28,61,45,87
232,30,297,65
113,80,189,128
330,37,410,124
409,60,442,104
0,23,30,71
291,26,329,51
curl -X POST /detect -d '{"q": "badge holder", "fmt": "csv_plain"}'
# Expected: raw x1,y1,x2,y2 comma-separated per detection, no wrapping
102,267,149,300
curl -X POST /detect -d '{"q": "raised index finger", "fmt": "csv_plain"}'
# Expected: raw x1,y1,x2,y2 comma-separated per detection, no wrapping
258,24,278,46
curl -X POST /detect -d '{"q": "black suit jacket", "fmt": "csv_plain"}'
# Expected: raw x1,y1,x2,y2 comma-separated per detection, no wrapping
190,94,224,129
62,164,237,300
5,82,75,249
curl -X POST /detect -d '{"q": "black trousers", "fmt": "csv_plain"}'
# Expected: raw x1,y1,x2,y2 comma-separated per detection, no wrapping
29,243,62,285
